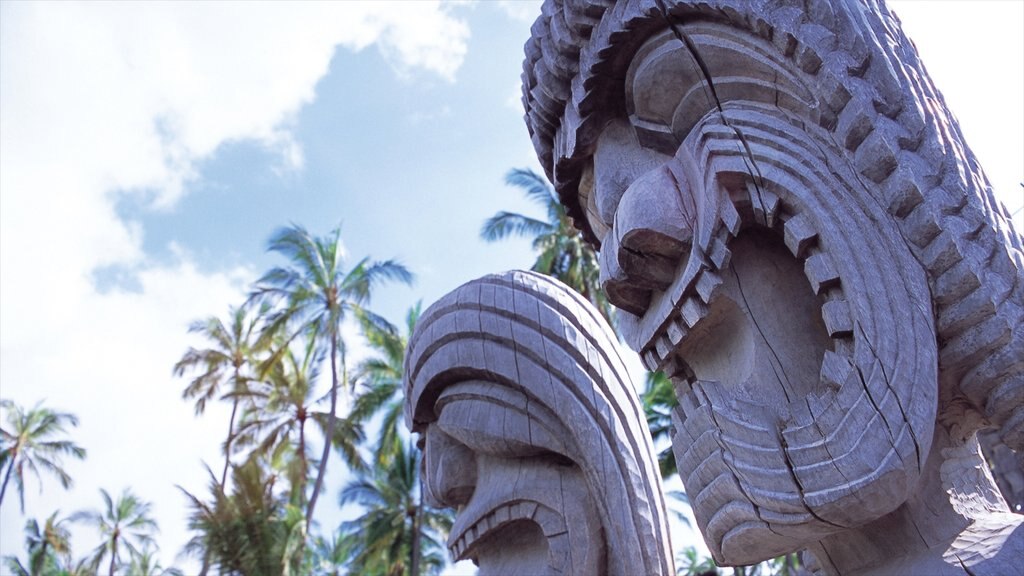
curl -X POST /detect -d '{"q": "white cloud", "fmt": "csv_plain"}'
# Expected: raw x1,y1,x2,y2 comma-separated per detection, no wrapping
496,0,542,23
0,0,470,566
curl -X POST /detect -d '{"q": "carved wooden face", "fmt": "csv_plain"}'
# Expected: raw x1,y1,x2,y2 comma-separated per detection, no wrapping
585,24,939,565
405,270,675,575
420,381,604,575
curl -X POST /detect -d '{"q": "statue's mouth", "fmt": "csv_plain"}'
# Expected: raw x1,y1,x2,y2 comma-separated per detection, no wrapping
447,501,551,563
616,170,869,564
630,174,851,382
444,460,599,574
616,134,936,562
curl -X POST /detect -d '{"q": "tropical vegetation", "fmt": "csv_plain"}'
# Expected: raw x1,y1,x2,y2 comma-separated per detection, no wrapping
250,223,413,534
70,488,159,576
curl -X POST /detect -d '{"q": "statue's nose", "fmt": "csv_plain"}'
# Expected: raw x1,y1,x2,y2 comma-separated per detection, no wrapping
423,425,477,508
599,164,694,316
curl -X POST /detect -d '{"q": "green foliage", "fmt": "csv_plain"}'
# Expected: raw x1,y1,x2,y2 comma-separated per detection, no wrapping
641,371,679,478
181,459,305,576
0,399,86,512
308,528,355,576
349,303,421,467
676,546,718,576
339,439,451,576
1,511,72,576
127,545,185,576
232,335,366,509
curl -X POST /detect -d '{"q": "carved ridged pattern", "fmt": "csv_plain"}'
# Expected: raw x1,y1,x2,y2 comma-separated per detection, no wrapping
522,0,1023,451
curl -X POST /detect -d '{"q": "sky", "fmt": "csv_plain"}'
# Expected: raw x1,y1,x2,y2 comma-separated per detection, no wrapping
1,0,1021,573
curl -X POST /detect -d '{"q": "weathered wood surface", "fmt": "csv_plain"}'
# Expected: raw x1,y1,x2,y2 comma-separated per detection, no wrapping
520,0,1023,574
404,270,674,575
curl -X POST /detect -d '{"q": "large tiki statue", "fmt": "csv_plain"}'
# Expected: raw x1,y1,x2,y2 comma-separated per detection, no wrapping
405,270,674,575
516,0,1023,574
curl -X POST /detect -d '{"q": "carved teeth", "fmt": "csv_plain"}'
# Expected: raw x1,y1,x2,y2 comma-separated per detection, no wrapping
450,503,525,561
821,299,853,338
695,270,722,303
667,318,688,347
708,237,731,269
681,297,709,328
783,212,817,258
804,251,840,294
642,349,660,372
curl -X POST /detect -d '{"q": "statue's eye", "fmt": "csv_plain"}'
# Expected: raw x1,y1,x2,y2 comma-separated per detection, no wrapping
433,381,571,460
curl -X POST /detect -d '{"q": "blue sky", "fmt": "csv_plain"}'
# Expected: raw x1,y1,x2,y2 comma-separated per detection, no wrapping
1,1,1022,572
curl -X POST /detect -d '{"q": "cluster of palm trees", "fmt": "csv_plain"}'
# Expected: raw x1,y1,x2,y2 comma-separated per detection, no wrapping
170,223,457,575
0,400,172,575
1,399,178,575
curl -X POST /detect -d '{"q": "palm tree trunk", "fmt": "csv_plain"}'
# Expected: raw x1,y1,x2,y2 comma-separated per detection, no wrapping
0,450,16,508
307,332,339,530
34,540,49,576
298,415,308,506
108,537,118,576
220,368,242,489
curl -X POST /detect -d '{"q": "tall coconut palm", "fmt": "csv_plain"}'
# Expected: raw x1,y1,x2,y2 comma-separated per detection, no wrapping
71,488,158,576
250,223,413,530
349,304,420,466
481,168,612,324
2,511,72,576
0,400,86,512
232,335,366,510
174,302,271,489
340,438,451,576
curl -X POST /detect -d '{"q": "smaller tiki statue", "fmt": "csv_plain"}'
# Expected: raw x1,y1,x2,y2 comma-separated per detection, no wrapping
516,0,1023,574
404,270,674,575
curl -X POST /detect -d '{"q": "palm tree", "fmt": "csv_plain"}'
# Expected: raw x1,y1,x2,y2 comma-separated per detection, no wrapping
349,304,420,466
340,438,451,576
71,488,158,576
174,302,271,489
181,459,304,576
250,223,413,530
232,336,366,511
0,400,86,512
2,511,72,576
309,528,355,576
481,168,612,324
